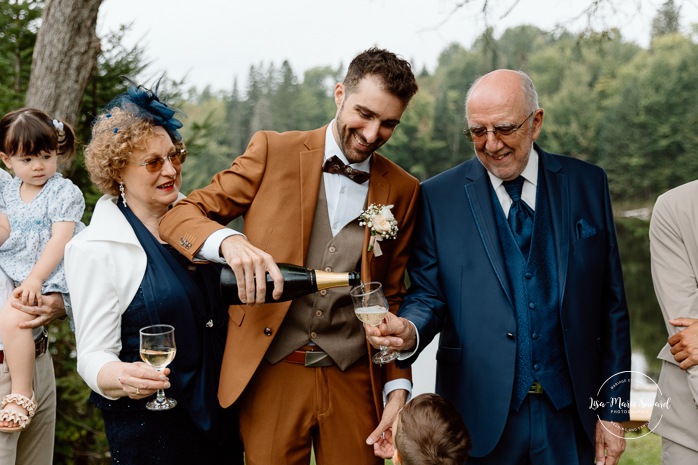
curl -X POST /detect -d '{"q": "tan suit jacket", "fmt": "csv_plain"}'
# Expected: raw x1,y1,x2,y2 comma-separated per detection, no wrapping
649,179,698,451
160,125,419,418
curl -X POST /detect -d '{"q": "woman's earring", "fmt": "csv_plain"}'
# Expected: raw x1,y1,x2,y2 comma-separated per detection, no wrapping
119,182,127,207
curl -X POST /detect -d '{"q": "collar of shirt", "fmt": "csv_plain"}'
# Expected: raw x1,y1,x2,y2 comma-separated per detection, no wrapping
323,120,371,236
487,145,538,217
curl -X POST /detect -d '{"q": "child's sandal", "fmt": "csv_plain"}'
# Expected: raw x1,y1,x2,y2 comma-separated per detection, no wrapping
0,393,37,432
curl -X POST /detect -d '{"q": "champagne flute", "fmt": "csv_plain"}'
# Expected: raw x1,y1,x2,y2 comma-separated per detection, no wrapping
351,282,399,364
139,324,177,411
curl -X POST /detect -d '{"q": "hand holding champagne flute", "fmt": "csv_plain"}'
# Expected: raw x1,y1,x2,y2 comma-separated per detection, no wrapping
351,282,400,364
140,324,177,410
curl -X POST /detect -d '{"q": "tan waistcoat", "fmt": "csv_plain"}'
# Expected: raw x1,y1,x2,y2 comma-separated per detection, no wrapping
264,179,365,370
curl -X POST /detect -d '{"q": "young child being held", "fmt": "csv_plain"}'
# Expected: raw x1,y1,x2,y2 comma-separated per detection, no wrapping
391,393,471,465
0,108,84,432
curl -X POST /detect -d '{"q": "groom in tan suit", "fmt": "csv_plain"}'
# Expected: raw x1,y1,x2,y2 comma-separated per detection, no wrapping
649,179,698,464
160,48,419,465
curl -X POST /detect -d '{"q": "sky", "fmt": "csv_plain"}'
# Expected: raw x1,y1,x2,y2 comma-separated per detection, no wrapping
98,0,698,92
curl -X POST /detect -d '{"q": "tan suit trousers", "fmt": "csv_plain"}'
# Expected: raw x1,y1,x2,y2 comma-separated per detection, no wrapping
239,357,382,465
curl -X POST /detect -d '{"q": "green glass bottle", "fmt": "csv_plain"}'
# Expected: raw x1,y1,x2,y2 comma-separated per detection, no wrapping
220,263,361,304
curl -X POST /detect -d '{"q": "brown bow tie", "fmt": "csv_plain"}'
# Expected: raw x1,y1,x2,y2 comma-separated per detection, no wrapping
322,155,370,184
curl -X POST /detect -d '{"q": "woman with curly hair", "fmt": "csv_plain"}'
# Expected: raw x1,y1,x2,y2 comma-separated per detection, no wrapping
65,80,243,465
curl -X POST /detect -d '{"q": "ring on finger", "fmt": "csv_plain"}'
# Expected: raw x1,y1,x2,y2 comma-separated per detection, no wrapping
135,387,140,396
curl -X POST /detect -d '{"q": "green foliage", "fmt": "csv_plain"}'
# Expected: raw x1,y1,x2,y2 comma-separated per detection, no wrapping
615,218,664,378
69,23,150,223
179,95,238,193
0,0,41,113
596,33,698,202
651,0,681,41
619,431,662,464
530,33,642,160
296,65,342,130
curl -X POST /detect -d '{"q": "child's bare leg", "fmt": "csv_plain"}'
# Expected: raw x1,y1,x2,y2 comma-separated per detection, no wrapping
0,297,36,428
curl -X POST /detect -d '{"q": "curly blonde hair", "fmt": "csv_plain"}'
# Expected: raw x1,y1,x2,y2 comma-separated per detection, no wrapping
84,107,185,196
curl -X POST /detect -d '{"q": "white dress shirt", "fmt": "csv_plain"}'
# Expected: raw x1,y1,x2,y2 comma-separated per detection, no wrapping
488,146,538,215
322,121,371,236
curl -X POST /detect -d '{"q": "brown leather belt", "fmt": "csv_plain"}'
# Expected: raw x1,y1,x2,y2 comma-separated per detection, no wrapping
0,332,49,364
281,345,333,367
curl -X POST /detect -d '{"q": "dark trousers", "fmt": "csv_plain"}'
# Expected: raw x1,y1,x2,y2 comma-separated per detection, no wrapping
101,403,243,465
467,394,594,465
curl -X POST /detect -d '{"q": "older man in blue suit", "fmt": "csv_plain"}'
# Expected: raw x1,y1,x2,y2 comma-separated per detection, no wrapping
366,70,631,464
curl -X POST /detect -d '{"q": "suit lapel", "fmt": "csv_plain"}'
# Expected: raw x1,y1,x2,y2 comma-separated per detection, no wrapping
366,155,391,210
299,127,327,260
537,147,569,307
362,154,391,279
463,160,512,304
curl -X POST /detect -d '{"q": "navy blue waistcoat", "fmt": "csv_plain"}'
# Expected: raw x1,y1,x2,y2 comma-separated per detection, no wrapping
494,167,574,411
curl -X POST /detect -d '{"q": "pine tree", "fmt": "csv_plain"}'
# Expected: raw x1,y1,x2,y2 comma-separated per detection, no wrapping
650,0,681,41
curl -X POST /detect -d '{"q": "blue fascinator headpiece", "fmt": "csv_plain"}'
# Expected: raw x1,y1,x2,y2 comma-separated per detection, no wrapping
106,77,184,141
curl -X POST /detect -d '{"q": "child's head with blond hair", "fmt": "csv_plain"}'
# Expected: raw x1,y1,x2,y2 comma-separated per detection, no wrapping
393,393,470,465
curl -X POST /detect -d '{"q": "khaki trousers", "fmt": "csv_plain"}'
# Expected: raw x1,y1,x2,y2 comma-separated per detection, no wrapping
0,351,56,465
662,437,698,465
239,357,382,465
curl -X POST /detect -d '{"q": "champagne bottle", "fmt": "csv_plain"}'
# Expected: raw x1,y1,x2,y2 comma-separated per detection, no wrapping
220,263,361,304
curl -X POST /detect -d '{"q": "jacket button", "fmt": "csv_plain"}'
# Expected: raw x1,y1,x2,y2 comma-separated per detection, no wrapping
329,246,337,253
310,331,317,339
319,290,327,296
315,310,323,317
263,327,272,336
506,332,515,339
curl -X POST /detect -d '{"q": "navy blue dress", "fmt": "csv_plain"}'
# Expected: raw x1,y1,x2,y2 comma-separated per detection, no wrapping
89,202,243,465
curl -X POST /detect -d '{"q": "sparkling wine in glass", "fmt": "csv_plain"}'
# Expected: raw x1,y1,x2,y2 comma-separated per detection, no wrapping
351,282,399,364
139,324,177,411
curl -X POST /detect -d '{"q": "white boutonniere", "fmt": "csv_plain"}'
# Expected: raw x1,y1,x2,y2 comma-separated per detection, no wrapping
358,204,398,257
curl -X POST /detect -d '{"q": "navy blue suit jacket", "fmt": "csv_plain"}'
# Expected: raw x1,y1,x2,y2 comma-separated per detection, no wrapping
399,145,631,458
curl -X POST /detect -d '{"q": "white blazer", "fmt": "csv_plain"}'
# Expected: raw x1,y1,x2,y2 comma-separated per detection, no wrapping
65,195,147,397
